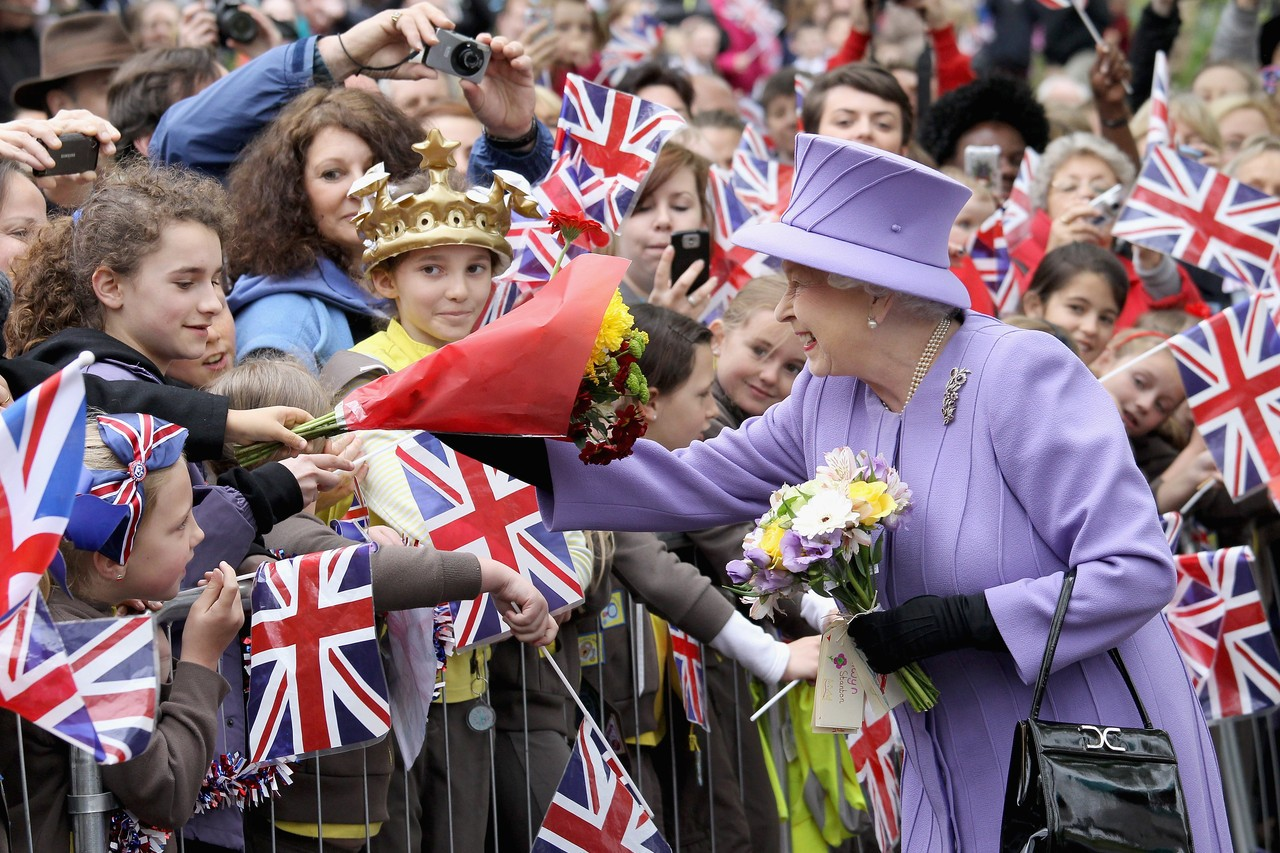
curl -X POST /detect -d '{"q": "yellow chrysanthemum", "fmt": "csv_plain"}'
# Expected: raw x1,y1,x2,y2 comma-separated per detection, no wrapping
848,480,897,523
586,291,634,378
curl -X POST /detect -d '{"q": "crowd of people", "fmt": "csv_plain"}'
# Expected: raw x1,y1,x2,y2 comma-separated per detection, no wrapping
0,0,1277,848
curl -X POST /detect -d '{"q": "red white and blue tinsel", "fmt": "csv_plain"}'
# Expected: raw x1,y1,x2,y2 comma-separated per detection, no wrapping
195,752,295,814
108,810,170,852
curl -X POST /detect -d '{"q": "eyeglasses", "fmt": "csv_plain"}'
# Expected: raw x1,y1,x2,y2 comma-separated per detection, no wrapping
1049,181,1116,196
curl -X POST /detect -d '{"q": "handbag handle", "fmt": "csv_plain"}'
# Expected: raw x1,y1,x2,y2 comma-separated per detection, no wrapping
1028,569,1154,729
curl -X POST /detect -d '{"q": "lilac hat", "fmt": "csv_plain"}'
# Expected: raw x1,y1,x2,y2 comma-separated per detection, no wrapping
734,134,973,309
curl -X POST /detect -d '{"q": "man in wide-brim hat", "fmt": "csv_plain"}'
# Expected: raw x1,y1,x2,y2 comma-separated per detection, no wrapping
11,12,137,119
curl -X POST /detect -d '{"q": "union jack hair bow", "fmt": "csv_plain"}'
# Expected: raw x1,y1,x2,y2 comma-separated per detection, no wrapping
66,414,188,565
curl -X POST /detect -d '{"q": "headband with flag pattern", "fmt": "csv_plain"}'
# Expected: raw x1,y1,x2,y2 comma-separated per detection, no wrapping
66,414,188,565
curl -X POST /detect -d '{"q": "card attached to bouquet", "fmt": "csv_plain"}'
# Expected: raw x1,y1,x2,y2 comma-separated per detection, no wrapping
812,625,867,733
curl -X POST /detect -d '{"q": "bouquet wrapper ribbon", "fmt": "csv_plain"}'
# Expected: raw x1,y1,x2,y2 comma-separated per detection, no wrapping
337,255,631,434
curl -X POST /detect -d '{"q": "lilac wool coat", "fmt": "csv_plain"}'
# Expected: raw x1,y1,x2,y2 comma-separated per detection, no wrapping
538,311,1232,851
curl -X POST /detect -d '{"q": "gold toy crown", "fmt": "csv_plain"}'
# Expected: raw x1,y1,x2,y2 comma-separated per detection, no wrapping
349,128,542,272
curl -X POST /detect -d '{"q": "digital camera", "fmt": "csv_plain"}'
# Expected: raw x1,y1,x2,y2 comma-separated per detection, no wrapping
215,0,259,44
423,29,491,84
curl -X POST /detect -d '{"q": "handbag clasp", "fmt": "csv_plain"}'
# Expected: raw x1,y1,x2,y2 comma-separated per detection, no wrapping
1079,724,1126,752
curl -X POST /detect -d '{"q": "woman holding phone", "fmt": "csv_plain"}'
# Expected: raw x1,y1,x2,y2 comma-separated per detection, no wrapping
612,142,718,321
1011,131,1206,328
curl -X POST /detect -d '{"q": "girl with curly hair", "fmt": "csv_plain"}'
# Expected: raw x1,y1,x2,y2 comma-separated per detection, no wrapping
224,86,423,372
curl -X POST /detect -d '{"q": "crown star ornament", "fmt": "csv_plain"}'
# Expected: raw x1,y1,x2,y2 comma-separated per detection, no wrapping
349,128,542,272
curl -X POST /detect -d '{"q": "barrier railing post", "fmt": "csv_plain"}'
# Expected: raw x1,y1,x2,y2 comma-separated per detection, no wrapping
67,746,114,853
1214,718,1258,852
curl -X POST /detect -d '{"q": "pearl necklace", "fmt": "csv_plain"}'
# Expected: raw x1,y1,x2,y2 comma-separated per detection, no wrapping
897,316,951,411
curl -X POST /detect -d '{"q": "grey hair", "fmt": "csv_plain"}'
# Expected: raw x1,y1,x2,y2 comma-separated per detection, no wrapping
829,273,953,322
1029,132,1136,210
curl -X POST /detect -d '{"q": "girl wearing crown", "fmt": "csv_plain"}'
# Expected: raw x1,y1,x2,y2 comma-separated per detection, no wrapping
318,129,591,852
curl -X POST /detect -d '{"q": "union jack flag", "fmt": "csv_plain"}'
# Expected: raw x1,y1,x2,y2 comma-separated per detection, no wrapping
847,703,902,853
1165,546,1280,720
1112,146,1280,292
532,719,672,852
329,482,371,542
58,614,157,764
707,166,779,294
1162,511,1183,551
738,122,770,161
0,590,98,757
1148,51,1170,151
795,74,811,134
969,208,1017,314
391,432,583,648
551,75,687,233
1,358,87,620
730,148,794,220
1002,148,1040,248
247,544,389,763
1166,293,1280,499
667,626,708,730
597,13,665,85
498,212,588,293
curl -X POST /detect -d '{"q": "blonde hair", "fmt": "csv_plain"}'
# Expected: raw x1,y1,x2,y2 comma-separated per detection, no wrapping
1169,93,1222,151
207,357,332,465
721,275,786,329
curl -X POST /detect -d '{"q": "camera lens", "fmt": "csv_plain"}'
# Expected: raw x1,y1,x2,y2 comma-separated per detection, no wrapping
219,7,259,43
452,44,484,75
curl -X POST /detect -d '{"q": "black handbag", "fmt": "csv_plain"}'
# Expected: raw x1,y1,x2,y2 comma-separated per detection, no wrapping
999,569,1195,852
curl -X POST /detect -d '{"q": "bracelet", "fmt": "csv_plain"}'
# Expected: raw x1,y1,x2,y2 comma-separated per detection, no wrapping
1100,115,1131,129
484,121,539,150
335,33,416,76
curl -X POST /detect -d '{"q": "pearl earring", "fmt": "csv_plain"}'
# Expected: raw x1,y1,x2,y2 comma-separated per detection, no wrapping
867,316,879,329
115,572,125,580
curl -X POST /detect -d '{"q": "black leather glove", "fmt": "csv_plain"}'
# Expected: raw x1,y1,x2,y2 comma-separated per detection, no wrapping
433,433,553,491
846,593,1007,674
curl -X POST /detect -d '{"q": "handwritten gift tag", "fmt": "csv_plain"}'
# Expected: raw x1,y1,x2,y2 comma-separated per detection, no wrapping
812,624,867,733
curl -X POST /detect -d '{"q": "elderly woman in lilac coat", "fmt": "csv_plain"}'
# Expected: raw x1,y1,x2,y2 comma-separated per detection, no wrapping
449,134,1231,850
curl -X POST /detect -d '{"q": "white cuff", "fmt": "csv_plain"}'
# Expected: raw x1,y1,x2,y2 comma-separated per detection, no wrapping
708,611,790,683
801,589,838,633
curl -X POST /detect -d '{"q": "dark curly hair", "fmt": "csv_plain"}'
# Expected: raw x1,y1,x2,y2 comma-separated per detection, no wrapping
917,76,1049,166
225,87,423,280
6,161,232,355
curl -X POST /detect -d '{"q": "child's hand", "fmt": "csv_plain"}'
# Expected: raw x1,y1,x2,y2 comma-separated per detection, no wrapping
280,453,357,508
226,406,315,452
315,435,368,514
367,525,407,549
782,634,821,682
181,562,245,671
480,559,557,646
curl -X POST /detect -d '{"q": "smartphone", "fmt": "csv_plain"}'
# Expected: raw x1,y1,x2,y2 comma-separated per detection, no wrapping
963,144,1001,195
671,229,711,295
1087,183,1125,227
33,133,100,178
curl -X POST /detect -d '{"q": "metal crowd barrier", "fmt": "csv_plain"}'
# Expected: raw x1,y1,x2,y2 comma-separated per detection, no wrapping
9,573,1279,852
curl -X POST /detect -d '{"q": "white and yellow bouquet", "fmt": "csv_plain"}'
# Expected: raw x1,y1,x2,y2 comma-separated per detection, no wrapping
728,447,939,711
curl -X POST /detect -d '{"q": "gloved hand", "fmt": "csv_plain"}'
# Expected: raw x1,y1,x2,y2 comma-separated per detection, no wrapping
434,433,553,491
846,593,1006,674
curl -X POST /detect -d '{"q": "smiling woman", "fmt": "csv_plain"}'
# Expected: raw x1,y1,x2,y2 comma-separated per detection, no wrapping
224,87,423,372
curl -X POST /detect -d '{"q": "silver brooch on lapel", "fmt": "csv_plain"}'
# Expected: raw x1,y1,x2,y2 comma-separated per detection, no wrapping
942,368,971,425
